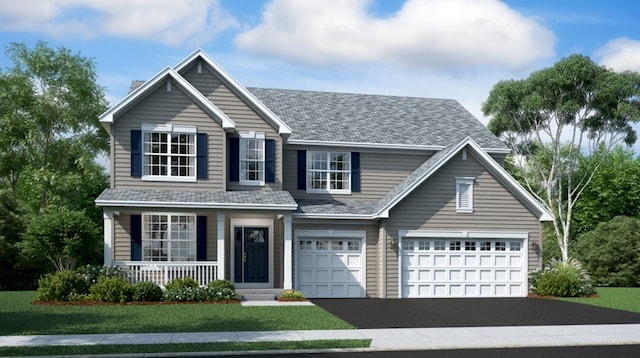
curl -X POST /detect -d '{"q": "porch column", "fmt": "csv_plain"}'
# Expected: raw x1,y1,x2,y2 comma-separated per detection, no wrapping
103,210,113,266
283,214,293,289
217,212,225,280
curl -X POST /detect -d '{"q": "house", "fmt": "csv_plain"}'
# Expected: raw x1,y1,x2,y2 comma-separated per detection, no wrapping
95,49,552,299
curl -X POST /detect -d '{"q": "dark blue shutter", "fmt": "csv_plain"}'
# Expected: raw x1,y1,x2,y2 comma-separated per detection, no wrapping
131,130,142,177
197,216,207,260
130,215,142,261
297,150,306,190
351,152,361,192
265,139,276,183
197,133,208,179
229,137,239,181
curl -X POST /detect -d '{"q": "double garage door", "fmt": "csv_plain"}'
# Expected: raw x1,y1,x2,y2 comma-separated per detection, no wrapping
296,232,366,298
401,236,527,298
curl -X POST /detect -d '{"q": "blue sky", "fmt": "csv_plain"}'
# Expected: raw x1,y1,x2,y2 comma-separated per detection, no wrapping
1,0,639,133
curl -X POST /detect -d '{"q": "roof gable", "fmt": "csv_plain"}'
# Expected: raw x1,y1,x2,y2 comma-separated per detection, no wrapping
174,49,292,135
375,137,553,221
99,67,235,131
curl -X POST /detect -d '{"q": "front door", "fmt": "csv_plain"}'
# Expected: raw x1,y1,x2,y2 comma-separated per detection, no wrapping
234,227,269,283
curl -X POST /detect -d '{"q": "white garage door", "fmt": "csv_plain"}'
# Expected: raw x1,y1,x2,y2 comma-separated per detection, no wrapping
401,237,526,298
297,236,365,298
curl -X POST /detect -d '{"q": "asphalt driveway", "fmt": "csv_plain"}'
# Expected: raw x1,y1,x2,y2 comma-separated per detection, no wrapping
311,298,640,329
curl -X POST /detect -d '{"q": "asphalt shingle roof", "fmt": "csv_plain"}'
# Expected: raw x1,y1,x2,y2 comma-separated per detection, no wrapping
96,189,297,209
296,199,379,216
247,87,506,149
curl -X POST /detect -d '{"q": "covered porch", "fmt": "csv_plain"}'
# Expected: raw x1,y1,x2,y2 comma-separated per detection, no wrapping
96,189,298,289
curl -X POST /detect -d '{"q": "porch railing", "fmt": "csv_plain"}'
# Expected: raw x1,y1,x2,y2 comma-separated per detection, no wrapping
115,261,219,287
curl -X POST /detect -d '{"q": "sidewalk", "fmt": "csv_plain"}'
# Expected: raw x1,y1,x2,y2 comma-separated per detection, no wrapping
2,324,640,351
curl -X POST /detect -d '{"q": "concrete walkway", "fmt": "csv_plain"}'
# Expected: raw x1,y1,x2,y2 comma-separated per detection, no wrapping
2,324,640,351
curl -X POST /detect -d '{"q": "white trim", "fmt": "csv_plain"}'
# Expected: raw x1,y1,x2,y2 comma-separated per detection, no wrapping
239,132,266,187
295,229,368,238
103,210,114,266
95,200,297,211
283,214,293,290
99,67,236,131
216,213,225,279
288,139,511,154
230,218,274,289
306,151,352,195
375,136,554,222
293,213,374,220
455,177,474,213
174,49,292,135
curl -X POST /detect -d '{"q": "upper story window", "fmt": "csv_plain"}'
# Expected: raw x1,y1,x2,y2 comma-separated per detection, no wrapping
239,131,265,186
456,177,474,213
142,213,196,261
138,124,198,182
307,151,351,194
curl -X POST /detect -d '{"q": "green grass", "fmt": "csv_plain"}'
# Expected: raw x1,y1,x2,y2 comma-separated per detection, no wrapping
0,339,372,356
558,287,640,313
0,291,353,336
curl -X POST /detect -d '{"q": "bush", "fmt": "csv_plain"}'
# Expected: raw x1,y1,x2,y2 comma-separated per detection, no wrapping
35,270,87,302
207,279,235,291
574,216,640,286
279,289,306,301
165,276,199,291
531,258,596,297
78,264,129,290
89,276,132,303
206,280,237,301
164,287,210,302
132,281,163,302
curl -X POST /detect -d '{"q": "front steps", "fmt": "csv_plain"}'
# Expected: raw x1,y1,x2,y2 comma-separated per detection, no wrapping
237,288,283,301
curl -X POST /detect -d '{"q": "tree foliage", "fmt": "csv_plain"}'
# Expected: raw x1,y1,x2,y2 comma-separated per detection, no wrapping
483,54,640,261
575,216,640,286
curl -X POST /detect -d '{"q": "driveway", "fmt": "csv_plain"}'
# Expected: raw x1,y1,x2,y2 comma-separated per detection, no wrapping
311,298,640,329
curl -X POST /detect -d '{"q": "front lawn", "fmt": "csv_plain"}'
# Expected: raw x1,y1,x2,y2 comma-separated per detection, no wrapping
558,287,640,313
0,291,353,336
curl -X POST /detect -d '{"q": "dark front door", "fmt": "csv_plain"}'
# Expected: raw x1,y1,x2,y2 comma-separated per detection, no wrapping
234,227,268,283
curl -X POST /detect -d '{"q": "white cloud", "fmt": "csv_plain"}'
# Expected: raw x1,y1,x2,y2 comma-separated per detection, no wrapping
597,37,640,72
0,0,238,46
235,0,555,70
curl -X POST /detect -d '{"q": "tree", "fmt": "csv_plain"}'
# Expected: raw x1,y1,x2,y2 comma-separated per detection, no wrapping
575,216,640,286
482,54,640,261
0,41,109,209
20,207,102,271
0,190,27,289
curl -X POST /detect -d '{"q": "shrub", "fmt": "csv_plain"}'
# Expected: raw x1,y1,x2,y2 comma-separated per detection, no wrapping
207,279,235,291
164,287,209,302
279,289,306,301
35,270,87,302
574,216,640,286
165,276,199,291
78,264,129,288
531,258,597,297
89,276,132,303
206,280,237,301
132,281,163,302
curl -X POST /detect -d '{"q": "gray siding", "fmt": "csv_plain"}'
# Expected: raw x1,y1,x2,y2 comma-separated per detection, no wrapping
181,64,283,191
292,219,379,297
283,147,431,201
113,82,226,190
384,151,542,298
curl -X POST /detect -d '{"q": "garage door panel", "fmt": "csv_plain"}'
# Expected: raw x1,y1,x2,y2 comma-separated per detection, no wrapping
401,238,526,298
297,237,365,298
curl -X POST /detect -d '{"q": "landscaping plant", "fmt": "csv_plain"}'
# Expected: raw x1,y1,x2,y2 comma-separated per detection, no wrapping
530,258,596,297
34,270,87,302
89,276,133,303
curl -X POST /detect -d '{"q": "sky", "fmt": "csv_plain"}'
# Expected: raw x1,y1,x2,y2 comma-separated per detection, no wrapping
0,0,639,139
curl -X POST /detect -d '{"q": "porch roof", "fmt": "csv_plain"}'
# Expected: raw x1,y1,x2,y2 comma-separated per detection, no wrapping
295,198,379,219
95,189,298,210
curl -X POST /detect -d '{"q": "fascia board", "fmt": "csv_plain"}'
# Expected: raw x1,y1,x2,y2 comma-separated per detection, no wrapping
292,213,375,220
95,199,297,211
98,68,236,130
174,49,292,135
287,139,445,151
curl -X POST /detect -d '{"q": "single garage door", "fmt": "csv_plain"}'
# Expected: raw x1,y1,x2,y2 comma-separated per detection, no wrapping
296,235,365,298
401,237,526,298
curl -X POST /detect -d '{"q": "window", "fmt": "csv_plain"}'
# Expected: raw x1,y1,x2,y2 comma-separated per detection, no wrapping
455,177,474,213
142,124,196,181
450,241,461,251
495,241,506,251
239,132,265,185
307,151,351,193
418,240,430,251
480,241,491,251
510,241,522,251
465,241,476,251
142,214,196,261
434,240,446,251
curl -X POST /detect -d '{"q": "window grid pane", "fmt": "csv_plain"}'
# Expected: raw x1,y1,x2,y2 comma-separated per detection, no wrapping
144,131,196,178
240,138,265,183
307,151,350,192
142,214,196,261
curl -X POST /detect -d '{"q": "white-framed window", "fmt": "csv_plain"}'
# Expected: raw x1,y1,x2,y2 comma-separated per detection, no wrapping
307,151,351,194
239,131,265,186
142,124,196,181
455,177,474,213
142,213,196,261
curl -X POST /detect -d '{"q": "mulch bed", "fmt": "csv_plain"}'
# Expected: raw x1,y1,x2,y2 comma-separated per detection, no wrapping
32,300,240,306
